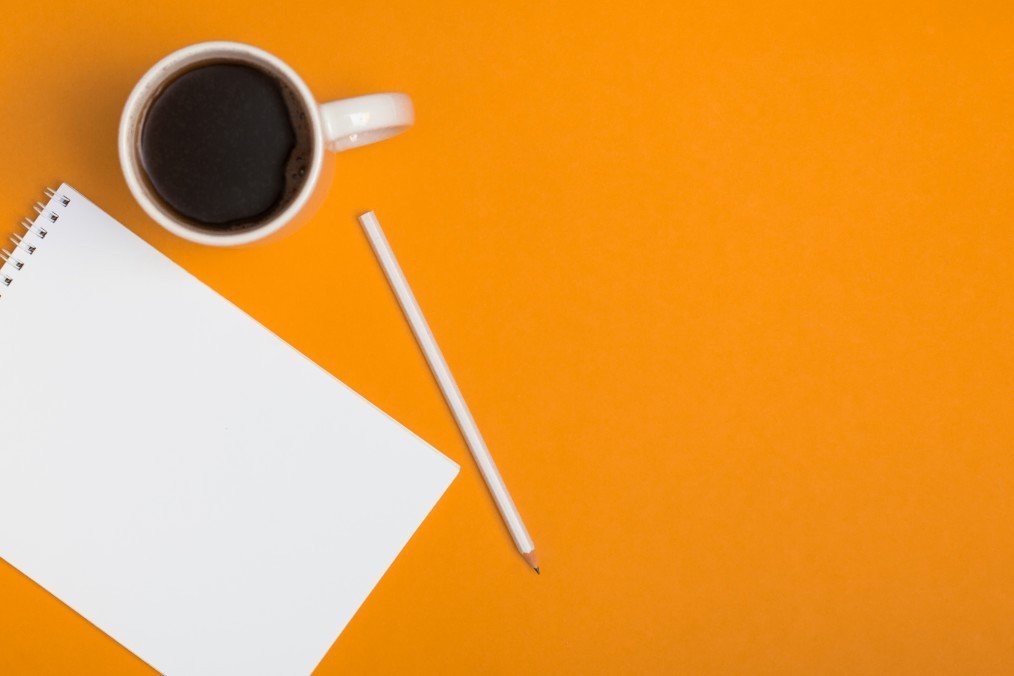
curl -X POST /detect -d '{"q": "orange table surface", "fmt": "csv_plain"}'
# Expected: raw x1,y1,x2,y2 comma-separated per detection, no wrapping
0,1,1011,674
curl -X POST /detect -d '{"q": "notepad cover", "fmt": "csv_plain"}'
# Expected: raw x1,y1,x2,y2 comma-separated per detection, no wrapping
0,184,458,675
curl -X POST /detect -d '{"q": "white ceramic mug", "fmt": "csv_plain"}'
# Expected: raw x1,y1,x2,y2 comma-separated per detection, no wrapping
119,41,413,246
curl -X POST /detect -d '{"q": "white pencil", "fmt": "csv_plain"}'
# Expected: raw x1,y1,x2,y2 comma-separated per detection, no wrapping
358,211,540,573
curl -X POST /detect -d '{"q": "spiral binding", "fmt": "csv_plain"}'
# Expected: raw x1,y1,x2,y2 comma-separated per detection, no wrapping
0,186,71,299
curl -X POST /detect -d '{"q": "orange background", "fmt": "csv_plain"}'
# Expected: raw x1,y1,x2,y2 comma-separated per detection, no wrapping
0,1,1012,673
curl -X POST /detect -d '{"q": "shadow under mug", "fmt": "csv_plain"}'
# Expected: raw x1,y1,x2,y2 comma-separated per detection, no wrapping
118,41,413,247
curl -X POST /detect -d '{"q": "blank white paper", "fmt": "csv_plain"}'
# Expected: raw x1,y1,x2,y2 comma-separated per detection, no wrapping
0,184,458,675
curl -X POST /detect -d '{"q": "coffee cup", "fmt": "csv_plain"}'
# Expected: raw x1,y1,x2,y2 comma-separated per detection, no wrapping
119,41,413,246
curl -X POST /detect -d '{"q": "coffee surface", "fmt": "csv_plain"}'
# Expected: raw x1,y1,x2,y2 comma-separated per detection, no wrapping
140,63,307,228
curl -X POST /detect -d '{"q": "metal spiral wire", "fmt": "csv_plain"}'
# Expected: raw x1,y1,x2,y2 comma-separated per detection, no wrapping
0,186,69,298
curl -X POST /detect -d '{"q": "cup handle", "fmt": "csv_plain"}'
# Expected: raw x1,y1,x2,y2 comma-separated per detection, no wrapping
319,92,414,152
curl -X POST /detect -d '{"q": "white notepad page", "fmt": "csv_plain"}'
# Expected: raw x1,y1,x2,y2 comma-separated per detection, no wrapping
0,184,458,675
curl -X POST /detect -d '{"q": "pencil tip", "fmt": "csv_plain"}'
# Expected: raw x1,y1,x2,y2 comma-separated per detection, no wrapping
534,566,541,575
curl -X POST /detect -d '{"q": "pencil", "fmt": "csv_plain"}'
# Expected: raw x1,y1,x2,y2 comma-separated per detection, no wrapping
358,211,540,573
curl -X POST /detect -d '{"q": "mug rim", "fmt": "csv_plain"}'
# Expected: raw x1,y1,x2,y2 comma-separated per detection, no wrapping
118,41,326,247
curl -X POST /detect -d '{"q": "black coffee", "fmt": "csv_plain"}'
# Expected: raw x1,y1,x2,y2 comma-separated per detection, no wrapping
139,63,311,230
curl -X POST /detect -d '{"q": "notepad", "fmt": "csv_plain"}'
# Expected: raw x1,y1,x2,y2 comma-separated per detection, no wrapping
0,184,458,675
